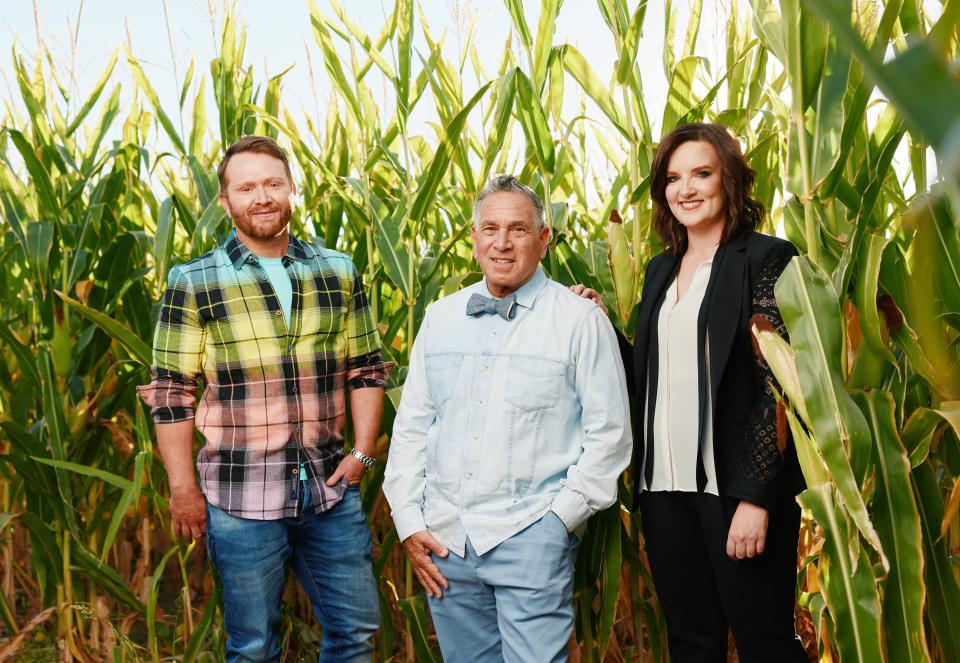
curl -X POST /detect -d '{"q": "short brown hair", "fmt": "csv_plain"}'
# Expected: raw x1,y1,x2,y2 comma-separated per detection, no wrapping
218,135,293,191
650,122,763,255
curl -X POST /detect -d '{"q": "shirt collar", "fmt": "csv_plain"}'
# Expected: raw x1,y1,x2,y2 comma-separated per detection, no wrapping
224,228,310,270
482,266,548,310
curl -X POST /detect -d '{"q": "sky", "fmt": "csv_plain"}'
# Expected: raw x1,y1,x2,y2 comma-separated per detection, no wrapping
0,0,731,148
0,1,940,206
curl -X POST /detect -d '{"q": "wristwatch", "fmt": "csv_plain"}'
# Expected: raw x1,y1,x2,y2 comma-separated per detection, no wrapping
350,448,376,470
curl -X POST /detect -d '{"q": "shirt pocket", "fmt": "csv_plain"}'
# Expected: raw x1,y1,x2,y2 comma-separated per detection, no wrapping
425,353,463,407
504,356,567,411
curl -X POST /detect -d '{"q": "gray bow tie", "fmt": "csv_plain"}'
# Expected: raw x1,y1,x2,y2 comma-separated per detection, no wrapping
466,293,518,321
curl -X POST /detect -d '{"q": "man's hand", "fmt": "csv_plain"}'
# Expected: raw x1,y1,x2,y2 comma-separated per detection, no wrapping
569,284,608,315
402,530,450,598
326,454,367,487
170,484,207,541
726,500,769,560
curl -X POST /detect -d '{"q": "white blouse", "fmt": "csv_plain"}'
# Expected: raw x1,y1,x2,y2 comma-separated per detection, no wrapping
642,258,719,495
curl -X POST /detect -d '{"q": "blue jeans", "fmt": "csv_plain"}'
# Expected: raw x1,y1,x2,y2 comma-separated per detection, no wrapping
427,511,579,663
206,483,379,663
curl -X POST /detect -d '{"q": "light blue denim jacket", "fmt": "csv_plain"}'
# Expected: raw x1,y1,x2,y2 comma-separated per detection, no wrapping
384,268,632,556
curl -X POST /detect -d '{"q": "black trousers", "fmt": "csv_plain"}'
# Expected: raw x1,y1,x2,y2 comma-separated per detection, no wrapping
638,492,808,663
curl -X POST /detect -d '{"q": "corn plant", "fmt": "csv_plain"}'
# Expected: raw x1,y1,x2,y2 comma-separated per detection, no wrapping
0,1,958,661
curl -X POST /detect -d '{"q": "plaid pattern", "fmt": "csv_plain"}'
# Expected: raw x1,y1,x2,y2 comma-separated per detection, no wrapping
137,231,387,519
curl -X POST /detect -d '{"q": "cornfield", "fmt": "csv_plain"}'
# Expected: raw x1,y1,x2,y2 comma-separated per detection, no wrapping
0,0,958,660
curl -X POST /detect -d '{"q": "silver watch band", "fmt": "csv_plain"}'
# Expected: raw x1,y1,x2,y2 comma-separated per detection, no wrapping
350,447,376,469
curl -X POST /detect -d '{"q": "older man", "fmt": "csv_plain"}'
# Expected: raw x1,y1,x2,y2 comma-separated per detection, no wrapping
383,175,631,662
138,136,384,662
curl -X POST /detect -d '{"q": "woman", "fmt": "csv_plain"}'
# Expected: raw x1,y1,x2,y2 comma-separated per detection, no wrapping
581,122,808,661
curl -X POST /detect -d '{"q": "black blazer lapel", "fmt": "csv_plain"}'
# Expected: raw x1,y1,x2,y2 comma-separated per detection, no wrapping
631,252,680,500
705,234,749,397
633,253,680,401
692,235,748,491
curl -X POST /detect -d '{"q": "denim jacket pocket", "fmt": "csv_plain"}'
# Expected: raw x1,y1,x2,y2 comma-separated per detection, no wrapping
425,353,463,407
504,356,567,411
503,356,567,498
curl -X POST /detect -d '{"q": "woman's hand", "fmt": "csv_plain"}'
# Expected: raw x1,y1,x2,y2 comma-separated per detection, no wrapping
569,284,608,315
726,500,769,560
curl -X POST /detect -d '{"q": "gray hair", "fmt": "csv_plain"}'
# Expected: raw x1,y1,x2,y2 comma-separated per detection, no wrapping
473,175,546,230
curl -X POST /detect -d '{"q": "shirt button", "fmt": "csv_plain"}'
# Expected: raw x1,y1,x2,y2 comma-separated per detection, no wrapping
489,331,496,337
287,344,294,351
469,436,478,443
475,400,482,406
463,507,470,513
291,386,298,394
480,365,488,372
259,274,267,281
295,425,301,433
291,468,298,475
464,472,472,479
275,309,282,317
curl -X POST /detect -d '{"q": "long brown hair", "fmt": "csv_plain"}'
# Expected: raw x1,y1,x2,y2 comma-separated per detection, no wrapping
650,123,763,255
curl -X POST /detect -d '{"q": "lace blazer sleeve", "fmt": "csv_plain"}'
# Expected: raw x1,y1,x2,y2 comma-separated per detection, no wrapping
726,241,798,508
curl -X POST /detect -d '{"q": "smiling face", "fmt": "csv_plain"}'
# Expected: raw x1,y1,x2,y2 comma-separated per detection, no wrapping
471,191,551,298
664,140,726,238
219,151,294,250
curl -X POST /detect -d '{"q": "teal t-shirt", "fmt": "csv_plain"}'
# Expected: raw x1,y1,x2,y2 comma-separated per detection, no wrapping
259,257,293,327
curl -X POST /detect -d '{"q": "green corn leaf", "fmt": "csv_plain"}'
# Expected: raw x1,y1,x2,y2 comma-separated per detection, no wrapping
182,581,220,663
852,233,895,362
397,596,441,663
514,70,556,174
901,408,941,467
556,45,633,140
798,483,884,663
776,257,887,568
532,0,564,90
395,0,414,121
66,50,119,136
6,130,58,220
596,505,622,659
154,197,176,289
31,457,133,491
125,47,187,155
55,290,152,368
615,2,648,85
661,56,703,135
503,0,533,50
852,390,931,663
24,220,54,288
308,2,362,124
147,546,180,663
410,81,492,222
912,461,960,663
805,0,960,155
38,352,79,539
481,70,517,183
0,326,40,394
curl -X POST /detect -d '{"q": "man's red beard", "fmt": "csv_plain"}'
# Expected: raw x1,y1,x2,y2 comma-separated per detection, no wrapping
228,200,293,240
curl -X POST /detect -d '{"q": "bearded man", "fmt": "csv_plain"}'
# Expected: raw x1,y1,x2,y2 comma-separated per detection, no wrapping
138,136,385,662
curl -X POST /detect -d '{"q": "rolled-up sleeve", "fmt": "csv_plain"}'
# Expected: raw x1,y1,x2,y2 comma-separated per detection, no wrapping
136,265,204,423
551,307,633,532
382,313,435,541
344,264,389,390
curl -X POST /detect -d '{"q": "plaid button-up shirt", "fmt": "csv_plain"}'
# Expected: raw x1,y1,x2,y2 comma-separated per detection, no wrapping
137,231,388,519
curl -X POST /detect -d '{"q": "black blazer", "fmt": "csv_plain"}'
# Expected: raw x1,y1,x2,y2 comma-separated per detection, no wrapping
627,231,805,517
